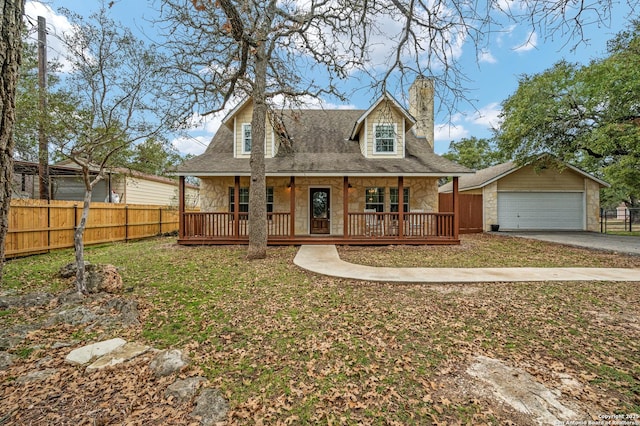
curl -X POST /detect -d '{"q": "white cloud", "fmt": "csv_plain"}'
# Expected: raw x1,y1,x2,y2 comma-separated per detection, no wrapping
479,49,497,64
513,31,538,52
24,1,74,71
171,135,209,156
435,122,470,143
470,102,502,129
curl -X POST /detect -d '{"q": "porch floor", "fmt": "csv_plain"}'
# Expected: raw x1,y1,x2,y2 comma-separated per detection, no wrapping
177,234,460,246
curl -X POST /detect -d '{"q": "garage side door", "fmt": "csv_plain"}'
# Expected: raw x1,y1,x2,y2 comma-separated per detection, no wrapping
497,192,584,230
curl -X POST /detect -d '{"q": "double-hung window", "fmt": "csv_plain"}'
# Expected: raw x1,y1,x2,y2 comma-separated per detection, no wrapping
390,188,410,213
374,124,396,154
242,123,252,153
229,187,274,216
365,187,385,212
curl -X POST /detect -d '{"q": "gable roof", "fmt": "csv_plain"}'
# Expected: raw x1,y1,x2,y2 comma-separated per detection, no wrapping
176,109,472,177
438,157,609,192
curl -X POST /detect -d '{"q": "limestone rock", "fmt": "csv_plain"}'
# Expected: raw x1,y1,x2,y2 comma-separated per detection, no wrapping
16,368,57,384
47,306,97,326
165,377,207,403
149,349,189,377
86,342,150,372
0,351,17,370
101,298,139,325
0,292,54,309
65,338,127,365
190,388,228,425
467,356,583,425
59,262,91,279
62,263,124,294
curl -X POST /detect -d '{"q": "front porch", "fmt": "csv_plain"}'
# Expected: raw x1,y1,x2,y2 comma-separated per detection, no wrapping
178,176,461,246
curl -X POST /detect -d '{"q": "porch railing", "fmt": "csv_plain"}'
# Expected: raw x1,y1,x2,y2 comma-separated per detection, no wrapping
181,211,455,241
183,212,291,238
347,212,454,238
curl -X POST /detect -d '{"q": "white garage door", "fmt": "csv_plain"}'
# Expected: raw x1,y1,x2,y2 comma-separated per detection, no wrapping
497,192,584,230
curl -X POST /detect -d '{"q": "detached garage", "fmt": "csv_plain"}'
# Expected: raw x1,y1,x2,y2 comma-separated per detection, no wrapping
439,157,609,232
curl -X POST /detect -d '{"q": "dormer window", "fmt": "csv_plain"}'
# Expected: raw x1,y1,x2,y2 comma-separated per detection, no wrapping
242,123,252,153
374,124,396,154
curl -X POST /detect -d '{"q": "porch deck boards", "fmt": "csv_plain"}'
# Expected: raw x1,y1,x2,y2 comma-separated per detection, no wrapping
177,235,460,246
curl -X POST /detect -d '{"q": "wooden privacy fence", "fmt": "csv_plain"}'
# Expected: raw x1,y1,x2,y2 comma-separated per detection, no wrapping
6,199,188,258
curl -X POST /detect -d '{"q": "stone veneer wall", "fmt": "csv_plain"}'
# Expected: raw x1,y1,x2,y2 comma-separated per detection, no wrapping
585,178,601,232
198,176,440,235
483,181,498,231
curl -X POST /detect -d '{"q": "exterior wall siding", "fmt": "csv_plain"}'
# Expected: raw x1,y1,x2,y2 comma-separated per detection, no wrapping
123,177,180,206
498,165,584,191
365,102,405,159
483,181,498,231
585,178,601,232
233,103,274,158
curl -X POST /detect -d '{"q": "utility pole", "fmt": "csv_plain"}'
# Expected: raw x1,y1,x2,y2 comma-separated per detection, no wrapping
38,15,49,201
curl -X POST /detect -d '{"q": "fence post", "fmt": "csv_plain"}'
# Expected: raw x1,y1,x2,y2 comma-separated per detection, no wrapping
159,207,162,235
125,205,129,242
47,202,51,254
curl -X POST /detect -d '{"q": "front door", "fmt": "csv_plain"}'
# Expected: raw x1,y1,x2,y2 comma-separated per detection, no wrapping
310,188,330,234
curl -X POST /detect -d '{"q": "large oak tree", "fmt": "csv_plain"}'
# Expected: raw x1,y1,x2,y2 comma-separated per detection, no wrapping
496,20,640,208
0,0,25,283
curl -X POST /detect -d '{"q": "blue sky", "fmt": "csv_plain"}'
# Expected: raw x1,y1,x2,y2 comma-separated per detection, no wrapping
25,0,636,155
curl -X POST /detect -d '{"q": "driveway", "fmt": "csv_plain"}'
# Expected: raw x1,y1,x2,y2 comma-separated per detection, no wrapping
500,231,640,256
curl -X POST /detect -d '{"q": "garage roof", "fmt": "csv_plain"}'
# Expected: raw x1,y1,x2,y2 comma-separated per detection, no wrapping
439,157,609,193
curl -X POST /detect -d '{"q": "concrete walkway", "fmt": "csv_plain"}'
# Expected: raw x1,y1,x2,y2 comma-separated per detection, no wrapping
293,245,640,283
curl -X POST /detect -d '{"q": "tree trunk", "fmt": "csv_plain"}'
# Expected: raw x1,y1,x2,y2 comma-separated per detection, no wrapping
0,0,25,284
247,45,268,259
74,183,93,294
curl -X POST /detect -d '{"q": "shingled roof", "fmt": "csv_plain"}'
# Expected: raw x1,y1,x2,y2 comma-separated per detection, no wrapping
438,157,609,192
175,109,472,177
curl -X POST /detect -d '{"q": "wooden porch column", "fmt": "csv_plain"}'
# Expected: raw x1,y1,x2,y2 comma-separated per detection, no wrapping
289,176,295,238
398,176,404,239
234,176,240,239
343,176,349,238
453,176,460,239
178,176,185,239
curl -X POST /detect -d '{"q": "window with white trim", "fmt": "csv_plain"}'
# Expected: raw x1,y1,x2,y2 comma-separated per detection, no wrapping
374,124,396,154
242,123,252,153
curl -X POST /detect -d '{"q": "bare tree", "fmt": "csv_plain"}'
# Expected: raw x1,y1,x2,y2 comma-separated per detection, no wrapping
53,7,170,293
0,0,25,283
157,0,634,259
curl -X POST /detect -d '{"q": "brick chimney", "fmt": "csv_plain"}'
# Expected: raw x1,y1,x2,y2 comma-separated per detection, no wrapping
408,77,435,150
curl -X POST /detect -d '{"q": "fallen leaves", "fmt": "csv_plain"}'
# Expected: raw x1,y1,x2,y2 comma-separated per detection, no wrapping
1,235,639,424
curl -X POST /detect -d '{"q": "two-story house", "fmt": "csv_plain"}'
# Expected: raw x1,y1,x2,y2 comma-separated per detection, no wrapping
174,77,473,245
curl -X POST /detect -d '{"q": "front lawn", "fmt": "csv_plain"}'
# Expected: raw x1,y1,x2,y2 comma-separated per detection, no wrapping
1,234,639,424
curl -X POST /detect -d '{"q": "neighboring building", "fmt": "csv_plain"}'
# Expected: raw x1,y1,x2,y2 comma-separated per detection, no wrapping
173,78,473,245
12,160,200,208
439,158,608,232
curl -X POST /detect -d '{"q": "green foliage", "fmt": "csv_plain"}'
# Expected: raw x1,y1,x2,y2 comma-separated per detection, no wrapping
119,137,184,177
14,34,74,162
442,136,505,170
496,20,640,208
